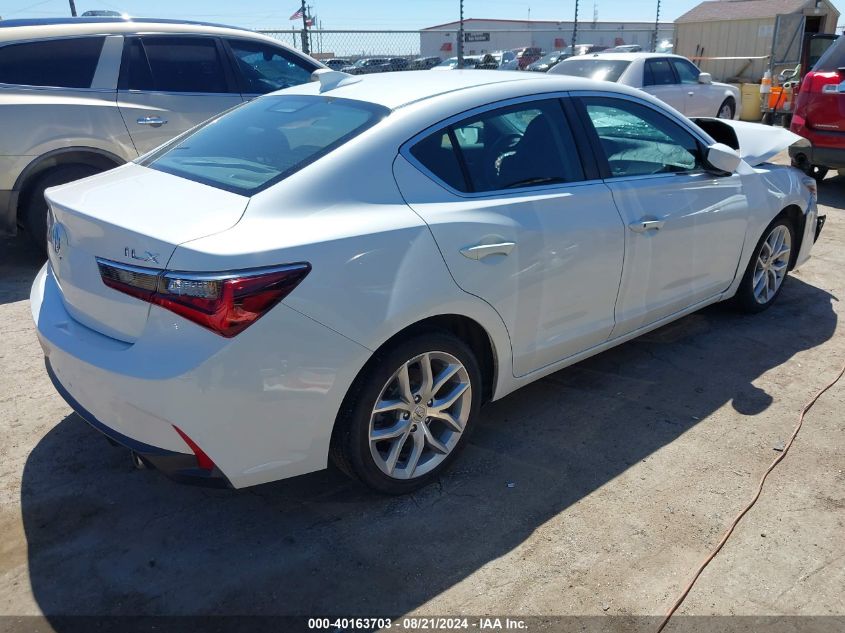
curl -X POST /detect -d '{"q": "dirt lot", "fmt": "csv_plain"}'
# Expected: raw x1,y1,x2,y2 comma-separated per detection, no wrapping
1,167,843,632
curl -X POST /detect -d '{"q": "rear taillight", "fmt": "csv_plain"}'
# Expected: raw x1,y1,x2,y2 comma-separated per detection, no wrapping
96,259,311,338
805,70,841,94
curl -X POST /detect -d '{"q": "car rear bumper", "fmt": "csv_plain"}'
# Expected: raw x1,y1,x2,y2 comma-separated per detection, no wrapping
788,129,845,169
46,358,232,487
31,262,371,489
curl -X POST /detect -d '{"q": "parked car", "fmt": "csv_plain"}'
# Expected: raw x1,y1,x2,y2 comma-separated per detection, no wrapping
324,58,350,71
474,50,518,71
388,57,409,71
0,17,321,249
409,56,441,70
527,50,567,72
430,55,483,70
603,44,642,53
655,40,674,54
550,53,740,119
513,46,543,69
32,69,822,493
342,58,390,75
789,34,845,181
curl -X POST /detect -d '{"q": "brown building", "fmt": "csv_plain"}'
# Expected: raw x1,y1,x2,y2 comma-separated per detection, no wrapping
675,0,840,81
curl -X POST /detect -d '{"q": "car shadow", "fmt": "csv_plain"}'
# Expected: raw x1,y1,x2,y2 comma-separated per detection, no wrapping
818,172,845,211
0,237,45,305
20,276,837,622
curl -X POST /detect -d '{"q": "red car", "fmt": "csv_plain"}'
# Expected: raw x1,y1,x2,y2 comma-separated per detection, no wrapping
513,47,543,69
789,34,844,180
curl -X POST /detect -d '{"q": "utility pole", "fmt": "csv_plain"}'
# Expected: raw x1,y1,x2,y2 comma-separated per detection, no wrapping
299,0,310,55
572,0,579,53
457,0,465,69
68,0,77,16
652,0,661,51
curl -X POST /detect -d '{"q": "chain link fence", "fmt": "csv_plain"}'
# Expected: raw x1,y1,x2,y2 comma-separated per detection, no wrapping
258,27,675,64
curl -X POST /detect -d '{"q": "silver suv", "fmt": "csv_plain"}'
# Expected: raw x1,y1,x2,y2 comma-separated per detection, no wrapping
0,17,321,248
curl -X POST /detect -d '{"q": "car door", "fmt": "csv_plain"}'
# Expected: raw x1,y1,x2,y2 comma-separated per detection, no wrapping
393,97,626,377
117,36,243,155
669,57,715,117
575,95,749,337
641,57,686,113
223,38,317,99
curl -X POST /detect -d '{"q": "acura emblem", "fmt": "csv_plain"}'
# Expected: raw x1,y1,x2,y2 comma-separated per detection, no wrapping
50,222,66,256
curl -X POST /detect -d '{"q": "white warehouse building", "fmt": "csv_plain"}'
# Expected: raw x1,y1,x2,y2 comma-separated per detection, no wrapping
420,18,674,58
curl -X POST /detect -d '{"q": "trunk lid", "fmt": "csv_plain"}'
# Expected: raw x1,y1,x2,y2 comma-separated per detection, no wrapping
46,164,249,342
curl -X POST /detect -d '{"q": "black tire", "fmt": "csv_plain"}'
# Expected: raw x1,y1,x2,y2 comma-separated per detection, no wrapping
330,330,482,495
734,216,796,313
23,165,99,251
717,98,736,119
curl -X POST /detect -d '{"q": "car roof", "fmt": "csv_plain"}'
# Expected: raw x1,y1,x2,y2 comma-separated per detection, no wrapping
588,52,683,61
0,17,287,45
280,69,647,110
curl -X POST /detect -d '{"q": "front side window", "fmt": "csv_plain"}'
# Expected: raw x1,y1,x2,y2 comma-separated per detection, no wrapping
410,99,584,193
128,37,229,93
227,39,314,94
582,97,702,177
670,58,701,84
0,37,104,88
643,59,677,86
144,95,388,195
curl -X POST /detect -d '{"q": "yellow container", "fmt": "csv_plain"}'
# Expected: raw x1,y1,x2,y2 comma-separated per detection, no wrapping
740,83,763,121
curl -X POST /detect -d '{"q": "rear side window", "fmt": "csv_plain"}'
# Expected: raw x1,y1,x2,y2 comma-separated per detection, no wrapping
0,37,104,88
227,39,315,94
144,95,388,195
410,99,584,193
127,37,229,93
813,35,845,72
410,132,467,191
643,59,677,86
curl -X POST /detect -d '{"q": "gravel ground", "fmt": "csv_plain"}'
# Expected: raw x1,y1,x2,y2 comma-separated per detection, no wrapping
1,162,843,633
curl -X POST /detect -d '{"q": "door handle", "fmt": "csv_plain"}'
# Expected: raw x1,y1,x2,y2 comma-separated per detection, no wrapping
628,219,665,233
137,116,168,127
688,91,695,96
460,242,516,260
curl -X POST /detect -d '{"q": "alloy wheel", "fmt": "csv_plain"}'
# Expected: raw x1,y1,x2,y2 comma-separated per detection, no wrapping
368,351,472,480
718,102,734,119
752,225,791,304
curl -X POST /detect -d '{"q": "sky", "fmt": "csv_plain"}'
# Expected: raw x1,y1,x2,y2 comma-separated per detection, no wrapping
0,0,706,30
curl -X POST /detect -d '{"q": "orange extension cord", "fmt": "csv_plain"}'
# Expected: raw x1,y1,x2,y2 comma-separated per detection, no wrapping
656,359,845,633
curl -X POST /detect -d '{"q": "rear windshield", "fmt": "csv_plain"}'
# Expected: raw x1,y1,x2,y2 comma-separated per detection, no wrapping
552,59,631,82
813,35,844,72
144,95,388,195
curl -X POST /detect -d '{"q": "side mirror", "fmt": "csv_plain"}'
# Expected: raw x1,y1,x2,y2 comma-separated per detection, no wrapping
706,143,741,174
698,72,713,84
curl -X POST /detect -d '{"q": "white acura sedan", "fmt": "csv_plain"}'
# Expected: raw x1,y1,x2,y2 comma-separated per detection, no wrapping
32,69,822,494
549,53,741,120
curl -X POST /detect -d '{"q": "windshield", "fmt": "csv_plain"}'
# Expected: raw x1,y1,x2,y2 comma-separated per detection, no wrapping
552,59,631,82
144,95,388,196
436,58,457,67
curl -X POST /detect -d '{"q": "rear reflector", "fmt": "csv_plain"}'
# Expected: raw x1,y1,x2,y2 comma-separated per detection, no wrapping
96,258,311,337
172,425,216,471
